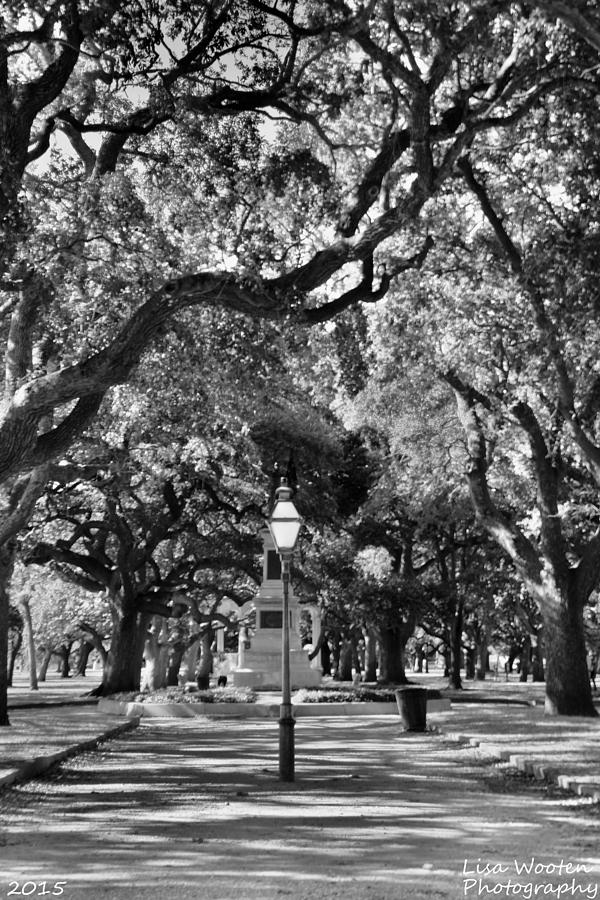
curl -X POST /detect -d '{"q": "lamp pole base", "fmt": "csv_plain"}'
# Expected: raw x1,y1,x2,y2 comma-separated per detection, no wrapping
279,704,296,782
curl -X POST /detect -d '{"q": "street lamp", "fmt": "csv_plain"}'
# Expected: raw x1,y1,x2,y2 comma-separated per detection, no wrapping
268,477,302,782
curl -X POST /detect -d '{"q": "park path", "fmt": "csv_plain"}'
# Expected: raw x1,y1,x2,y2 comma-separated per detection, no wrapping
0,716,599,900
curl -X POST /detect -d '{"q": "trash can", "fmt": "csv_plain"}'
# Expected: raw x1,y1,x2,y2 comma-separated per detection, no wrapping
395,687,427,732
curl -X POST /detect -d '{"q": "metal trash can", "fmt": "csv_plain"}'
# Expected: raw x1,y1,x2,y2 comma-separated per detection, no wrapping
394,687,427,732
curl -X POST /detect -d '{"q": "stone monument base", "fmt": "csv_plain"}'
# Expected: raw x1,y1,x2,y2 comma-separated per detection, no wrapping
230,649,322,689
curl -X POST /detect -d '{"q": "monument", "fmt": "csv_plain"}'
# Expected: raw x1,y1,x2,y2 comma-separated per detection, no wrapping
230,528,322,689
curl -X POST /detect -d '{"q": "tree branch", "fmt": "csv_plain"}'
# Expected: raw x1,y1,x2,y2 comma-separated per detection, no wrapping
17,3,82,119
459,155,600,487
4,276,42,398
444,370,542,584
25,542,111,587
24,393,105,471
0,465,52,546
305,237,433,323
511,400,568,580
78,621,108,662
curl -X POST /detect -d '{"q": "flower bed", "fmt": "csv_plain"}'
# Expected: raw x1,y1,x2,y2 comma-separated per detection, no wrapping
293,686,443,703
108,686,258,704
293,687,397,703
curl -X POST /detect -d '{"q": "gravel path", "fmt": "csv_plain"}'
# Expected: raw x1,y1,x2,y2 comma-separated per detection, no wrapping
1,717,599,900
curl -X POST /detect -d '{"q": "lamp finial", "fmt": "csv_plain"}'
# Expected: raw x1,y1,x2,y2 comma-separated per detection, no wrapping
276,476,292,501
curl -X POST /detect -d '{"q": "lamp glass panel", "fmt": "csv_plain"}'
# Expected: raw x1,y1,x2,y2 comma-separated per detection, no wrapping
269,519,301,553
271,500,299,520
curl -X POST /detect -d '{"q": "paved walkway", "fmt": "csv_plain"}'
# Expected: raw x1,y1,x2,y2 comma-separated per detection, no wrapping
1,717,600,900
1,676,599,899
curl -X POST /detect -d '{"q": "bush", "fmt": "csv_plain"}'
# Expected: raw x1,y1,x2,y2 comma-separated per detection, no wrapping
203,687,258,704
293,687,397,703
109,686,257,704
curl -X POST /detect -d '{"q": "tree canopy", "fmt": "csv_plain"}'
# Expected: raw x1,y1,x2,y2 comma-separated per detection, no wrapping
4,0,600,720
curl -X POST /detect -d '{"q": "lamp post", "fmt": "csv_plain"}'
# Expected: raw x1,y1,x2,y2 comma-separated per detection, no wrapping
268,477,302,782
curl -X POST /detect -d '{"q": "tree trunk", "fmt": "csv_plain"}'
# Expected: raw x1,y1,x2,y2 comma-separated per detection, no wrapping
476,633,488,681
79,625,108,674
543,595,596,716
38,648,52,681
377,628,409,684
465,647,476,679
155,619,170,689
143,616,169,691
363,629,377,681
351,639,361,678
414,645,424,673
167,644,185,686
519,635,530,682
178,630,200,685
320,638,331,677
330,637,340,679
0,542,16,725
531,630,545,682
20,598,38,690
75,640,93,677
142,630,157,691
448,603,463,690
337,637,353,681
196,628,214,688
102,606,146,695
7,629,22,686
58,643,72,678
443,648,450,677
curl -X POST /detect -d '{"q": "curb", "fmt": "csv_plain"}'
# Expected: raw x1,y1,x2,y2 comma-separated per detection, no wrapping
437,727,600,804
0,717,140,790
8,698,99,710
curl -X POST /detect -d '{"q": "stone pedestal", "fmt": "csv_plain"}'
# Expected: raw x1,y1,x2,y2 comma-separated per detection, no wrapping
230,530,321,690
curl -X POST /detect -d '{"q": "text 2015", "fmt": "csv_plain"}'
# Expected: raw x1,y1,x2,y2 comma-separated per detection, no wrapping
7,883,67,896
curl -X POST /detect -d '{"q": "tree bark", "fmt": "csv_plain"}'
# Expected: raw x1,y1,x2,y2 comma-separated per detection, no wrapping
377,628,410,684
7,628,22,686
143,617,169,691
363,629,378,681
155,620,170,690
519,635,531,682
414,645,424,673
531,630,545,682
20,597,38,690
58,643,72,678
167,645,185,686
0,542,16,724
320,638,332,677
337,637,353,681
178,630,200,685
38,648,52,681
75,640,93,677
543,591,595,715
195,627,214,688
78,623,108,671
448,601,464,690
476,636,488,681
330,637,340,679
465,647,476,680
102,606,147,695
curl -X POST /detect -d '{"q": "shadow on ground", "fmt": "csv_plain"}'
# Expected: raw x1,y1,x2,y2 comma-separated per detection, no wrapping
1,718,598,900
